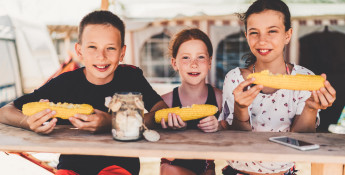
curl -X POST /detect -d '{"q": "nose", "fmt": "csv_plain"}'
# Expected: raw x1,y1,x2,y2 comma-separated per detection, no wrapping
190,58,198,68
258,34,268,45
96,48,107,60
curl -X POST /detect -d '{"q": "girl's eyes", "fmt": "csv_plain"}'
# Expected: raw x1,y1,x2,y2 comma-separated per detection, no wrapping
182,56,189,59
88,46,96,49
107,47,116,50
269,30,278,33
198,56,205,59
249,32,258,35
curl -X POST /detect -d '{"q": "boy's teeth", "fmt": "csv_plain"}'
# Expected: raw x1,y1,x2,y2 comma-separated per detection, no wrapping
96,65,106,68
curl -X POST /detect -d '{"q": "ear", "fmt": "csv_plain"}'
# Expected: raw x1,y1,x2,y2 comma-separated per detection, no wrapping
171,58,178,71
119,45,126,62
75,43,82,60
285,28,293,45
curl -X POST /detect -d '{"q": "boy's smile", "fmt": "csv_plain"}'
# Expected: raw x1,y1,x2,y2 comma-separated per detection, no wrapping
94,64,111,72
75,24,126,85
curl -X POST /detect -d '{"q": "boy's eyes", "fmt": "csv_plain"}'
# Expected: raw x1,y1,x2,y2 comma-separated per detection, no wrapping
249,32,258,35
86,46,116,50
198,55,205,59
269,30,278,33
182,56,189,59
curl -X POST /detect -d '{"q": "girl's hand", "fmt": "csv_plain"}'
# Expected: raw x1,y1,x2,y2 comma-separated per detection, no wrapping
69,109,111,133
26,99,57,134
233,78,263,121
198,116,218,132
306,74,336,110
160,113,187,130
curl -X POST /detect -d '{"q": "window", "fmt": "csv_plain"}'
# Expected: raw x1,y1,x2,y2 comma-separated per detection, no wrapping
0,40,18,107
215,32,250,88
140,32,179,83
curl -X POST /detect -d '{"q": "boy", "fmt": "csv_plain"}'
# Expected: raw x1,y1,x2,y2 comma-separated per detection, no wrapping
0,11,167,175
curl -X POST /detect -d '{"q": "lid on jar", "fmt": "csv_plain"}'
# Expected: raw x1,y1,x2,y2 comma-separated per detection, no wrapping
114,92,142,98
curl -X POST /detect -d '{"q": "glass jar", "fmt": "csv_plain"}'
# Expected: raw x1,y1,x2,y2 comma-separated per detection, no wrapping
111,92,144,141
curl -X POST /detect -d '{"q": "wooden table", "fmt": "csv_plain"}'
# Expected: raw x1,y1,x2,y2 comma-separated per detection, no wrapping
0,123,344,174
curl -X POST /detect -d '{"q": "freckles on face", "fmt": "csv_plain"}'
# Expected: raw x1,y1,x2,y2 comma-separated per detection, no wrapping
174,39,211,83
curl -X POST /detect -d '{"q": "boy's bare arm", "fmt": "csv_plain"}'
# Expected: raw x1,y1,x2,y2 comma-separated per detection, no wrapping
0,102,30,130
144,100,168,129
0,102,57,134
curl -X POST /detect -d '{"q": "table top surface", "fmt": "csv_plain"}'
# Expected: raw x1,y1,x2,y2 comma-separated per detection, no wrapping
0,123,345,164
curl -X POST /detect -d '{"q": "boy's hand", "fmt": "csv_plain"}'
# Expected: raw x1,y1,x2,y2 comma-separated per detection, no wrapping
26,99,57,134
161,113,187,130
305,74,336,110
27,108,57,134
69,109,111,132
198,116,218,133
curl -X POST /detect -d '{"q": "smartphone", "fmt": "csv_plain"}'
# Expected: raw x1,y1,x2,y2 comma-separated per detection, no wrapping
269,136,320,151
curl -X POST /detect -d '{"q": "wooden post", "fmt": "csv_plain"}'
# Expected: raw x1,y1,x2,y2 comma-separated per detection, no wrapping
311,163,344,175
101,0,109,10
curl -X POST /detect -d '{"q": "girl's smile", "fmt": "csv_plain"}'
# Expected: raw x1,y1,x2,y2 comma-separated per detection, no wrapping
257,49,272,56
246,10,292,63
172,39,211,86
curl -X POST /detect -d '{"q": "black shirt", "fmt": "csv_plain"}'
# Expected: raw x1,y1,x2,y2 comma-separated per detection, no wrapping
169,84,219,175
14,65,162,175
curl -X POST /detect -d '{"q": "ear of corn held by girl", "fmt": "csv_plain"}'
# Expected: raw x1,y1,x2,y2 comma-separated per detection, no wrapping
247,70,325,91
155,104,218,123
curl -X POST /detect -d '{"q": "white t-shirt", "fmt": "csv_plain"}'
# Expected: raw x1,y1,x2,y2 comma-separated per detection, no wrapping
219,64,320,173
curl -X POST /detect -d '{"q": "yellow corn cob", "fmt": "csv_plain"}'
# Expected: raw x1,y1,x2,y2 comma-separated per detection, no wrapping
247,70,325,91
155,104,218,123
22,102,94,119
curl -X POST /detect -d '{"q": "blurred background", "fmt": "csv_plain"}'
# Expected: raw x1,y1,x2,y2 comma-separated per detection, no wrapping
0,0,345,174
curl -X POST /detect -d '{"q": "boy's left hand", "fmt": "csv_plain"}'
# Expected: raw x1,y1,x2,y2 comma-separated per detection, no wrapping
306,74,336,110
69,109,111,132
198,116,218,133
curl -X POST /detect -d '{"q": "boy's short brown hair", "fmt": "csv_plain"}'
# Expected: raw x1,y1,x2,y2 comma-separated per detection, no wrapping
78,10,125,47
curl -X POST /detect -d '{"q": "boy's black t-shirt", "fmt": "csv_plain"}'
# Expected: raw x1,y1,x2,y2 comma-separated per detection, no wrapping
14,65,162,175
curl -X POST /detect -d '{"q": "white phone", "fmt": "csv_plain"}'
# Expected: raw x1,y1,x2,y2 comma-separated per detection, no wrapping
269,136,320,151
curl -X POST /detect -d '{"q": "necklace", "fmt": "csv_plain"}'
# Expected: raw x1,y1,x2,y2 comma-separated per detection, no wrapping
252,62,290,75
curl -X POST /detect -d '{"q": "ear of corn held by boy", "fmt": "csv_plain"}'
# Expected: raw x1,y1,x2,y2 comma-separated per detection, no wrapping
247,70,325,91
155,104,218,123
22,102,94,119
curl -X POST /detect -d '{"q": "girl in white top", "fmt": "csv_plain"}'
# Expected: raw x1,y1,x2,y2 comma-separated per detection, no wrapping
219,0,336,174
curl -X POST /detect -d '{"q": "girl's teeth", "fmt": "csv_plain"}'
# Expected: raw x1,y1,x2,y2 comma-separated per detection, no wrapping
96,65,106,68
260,49,268,53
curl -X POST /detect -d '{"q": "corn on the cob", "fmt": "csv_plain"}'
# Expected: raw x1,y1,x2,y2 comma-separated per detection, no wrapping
22,102,94,119
155,104,218,123
247,70,325,91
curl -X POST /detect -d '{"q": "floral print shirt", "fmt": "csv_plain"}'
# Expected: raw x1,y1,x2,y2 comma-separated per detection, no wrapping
219,64,320,173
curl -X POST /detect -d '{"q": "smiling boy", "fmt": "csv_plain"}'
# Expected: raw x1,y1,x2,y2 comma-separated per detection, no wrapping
0,11,167,175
